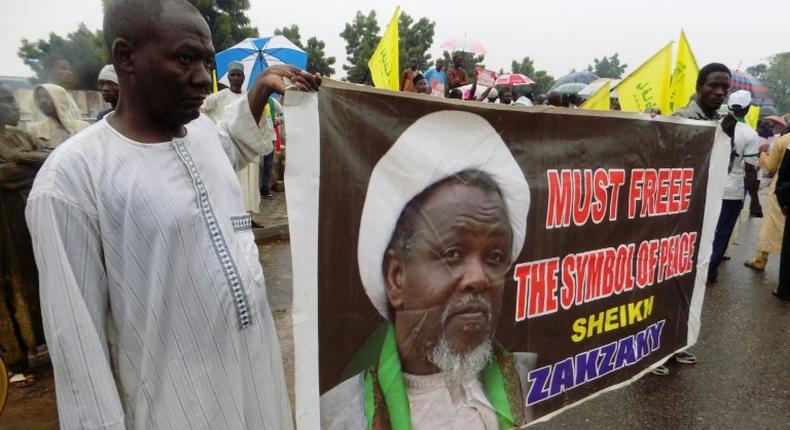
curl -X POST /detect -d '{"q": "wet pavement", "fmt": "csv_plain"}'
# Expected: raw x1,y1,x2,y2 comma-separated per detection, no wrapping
2,198,789,429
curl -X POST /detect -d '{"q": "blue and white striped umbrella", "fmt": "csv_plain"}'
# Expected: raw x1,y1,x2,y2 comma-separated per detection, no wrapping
215,36,307,92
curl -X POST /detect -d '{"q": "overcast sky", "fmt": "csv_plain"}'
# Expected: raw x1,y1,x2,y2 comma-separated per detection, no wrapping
2,0,786,80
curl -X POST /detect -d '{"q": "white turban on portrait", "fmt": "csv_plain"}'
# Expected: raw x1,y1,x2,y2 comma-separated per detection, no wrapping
357,110,531,318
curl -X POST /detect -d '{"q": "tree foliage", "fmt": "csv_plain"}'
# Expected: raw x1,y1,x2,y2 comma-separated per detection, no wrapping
760,52,790,114
274,25,302,48
188,0,258,52
586,53,627,79
274,25,336,76
441,51,485,83
304,37,336,77
746,63,767,80
398,12,435,73
511,56,555,95
340,10,380,84
17,24,107,90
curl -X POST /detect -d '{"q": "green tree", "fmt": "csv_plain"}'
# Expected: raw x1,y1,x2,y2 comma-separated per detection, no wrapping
304,37,336,77
188,0,258,51
511,56,555,95
340,10,380,84
17,24,107,90
398,12,435,73
760,52,790,114
442,51,485,84
274,25,336,76
586,53,627,79
273,25,302,47
746,63,767,80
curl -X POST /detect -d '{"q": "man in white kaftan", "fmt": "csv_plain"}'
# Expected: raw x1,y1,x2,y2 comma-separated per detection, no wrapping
201,61,268,214
25,0,319,428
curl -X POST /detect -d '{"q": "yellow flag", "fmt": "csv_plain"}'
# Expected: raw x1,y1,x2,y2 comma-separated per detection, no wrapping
746,105,761,129
580,81,611,110
615,42,673,114
368,7,400,90
669,30,699,112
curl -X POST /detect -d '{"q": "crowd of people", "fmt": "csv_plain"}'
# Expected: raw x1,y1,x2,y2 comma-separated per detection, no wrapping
1,0,789,427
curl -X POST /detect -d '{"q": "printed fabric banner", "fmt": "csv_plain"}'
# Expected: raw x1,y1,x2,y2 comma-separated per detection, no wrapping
284,80,729,429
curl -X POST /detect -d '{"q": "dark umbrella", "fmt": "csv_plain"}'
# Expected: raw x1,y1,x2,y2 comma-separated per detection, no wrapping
550,71,599,91
553,82,587,95
730,70,775,108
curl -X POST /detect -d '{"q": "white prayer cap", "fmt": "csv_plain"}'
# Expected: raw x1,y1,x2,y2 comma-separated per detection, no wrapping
98,65,118,84
357,110,530,318
228,61,244,72
728,89,751,109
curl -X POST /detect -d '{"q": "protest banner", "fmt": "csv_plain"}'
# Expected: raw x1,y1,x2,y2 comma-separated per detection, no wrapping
616,43,673,115
284,80,729,428
669,30,699,112
476,66,498,88
431,80,445,97
368,7,400,90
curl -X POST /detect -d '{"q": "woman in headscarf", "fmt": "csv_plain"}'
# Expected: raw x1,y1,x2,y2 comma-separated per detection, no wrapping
26,84,89,149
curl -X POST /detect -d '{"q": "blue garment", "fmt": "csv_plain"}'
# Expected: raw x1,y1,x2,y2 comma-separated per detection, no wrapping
423,68,447,88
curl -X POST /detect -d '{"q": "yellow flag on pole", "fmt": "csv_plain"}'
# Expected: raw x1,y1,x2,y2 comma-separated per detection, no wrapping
746,105,761,129
212,69,219,94
580,81,611,111
615,42,673,114
368,7,400,90
669,30,699,112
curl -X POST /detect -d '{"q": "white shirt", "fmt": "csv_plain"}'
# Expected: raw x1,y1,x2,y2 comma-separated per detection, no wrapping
403,372,498,430
26,98,290,429
723,122,759,200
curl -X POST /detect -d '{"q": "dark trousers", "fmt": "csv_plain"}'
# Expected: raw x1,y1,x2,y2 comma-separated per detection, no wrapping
744,164,762,215
708,199,744,280
259,151,274,196
779,217,790,296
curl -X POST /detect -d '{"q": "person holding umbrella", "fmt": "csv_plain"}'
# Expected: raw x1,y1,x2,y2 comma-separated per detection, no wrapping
448,53,470,89
26,0,319,429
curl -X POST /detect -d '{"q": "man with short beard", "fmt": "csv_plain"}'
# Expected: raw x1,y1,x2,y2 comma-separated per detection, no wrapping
321,111,535,430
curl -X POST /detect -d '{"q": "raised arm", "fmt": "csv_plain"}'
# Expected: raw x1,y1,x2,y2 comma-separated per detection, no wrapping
218,66,319,170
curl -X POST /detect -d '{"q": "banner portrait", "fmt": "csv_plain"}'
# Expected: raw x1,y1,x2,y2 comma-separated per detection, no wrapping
284,81,729,429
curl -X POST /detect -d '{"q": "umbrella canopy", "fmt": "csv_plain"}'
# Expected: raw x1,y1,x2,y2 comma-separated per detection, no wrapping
550,71,599,91
496,74,535,86
215,36,307,92
440,36,487,55
553,82,587,95
763,115,788,128
730,70,775,107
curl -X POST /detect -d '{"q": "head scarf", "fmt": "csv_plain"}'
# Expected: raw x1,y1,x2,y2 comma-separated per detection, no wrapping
35,84,84,135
